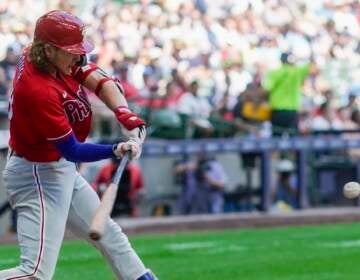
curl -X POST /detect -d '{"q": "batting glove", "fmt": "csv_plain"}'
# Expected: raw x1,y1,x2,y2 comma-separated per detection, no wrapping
114,140,141,160
113,106,146,145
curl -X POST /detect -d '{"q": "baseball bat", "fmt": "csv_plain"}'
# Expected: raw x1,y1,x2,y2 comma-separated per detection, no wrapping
89,151,130,241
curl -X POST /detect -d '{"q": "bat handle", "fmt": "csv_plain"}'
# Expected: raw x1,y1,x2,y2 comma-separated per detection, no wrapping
112,151,130,184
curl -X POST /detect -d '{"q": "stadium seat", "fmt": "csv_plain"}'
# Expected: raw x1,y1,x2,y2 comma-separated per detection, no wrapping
148,109,187,139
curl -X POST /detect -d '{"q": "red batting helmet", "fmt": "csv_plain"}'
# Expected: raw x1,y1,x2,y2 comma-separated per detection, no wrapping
34,10,94,55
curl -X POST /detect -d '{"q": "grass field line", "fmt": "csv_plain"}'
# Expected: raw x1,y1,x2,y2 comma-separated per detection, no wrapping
319,239,360,248
165,241,217,250
164,241,248,253
161,237,360,253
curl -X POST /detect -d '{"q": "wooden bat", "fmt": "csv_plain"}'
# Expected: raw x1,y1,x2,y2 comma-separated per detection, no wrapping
89,151,130,241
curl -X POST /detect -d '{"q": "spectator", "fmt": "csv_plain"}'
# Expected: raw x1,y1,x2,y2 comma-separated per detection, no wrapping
342,109,360,160
114,62,142,104
339,90,358,121
0,47,18,94
173,158,198,215
232,83,270,136
0,67,7,98
262,52,316,136
175,154,227,214
177,81,212,116
92,158,144,217
272,159,298,210
194,154,228,214
177,80,214,138
311,101,343,132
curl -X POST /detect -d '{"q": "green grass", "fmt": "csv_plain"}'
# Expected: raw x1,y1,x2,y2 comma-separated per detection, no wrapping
1,223,360,279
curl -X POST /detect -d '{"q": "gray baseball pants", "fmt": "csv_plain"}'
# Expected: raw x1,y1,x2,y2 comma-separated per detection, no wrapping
0,154,147,280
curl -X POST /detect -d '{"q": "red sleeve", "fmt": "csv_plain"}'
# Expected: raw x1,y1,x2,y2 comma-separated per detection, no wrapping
95,164,114,184
33,87,72,141
129,164,144,193
71,62,98,84
135,171,144,192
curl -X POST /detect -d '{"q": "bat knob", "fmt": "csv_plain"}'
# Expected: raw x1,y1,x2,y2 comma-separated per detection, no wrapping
89,231,101,241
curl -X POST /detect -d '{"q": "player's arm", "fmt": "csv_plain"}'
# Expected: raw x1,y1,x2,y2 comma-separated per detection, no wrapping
53,133,141,162
72,60,146,144
36,85,141,162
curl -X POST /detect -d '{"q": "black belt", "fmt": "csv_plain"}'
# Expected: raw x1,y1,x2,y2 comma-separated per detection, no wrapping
10,149,23,158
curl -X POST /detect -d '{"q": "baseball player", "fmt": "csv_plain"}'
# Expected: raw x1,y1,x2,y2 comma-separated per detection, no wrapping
0,10,157,280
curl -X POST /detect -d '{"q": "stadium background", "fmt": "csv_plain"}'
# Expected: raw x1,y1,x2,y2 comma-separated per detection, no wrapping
0,0,360,278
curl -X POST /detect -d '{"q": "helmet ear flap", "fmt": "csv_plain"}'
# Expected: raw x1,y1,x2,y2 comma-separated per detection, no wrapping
76,55,87,66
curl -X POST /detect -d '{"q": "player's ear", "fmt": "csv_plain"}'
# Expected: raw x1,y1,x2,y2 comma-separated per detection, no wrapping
43,43,56,59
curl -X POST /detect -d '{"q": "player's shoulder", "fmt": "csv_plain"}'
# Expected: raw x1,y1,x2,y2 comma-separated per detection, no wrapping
17,57,45,84
17,66,62,102
28,61,65,89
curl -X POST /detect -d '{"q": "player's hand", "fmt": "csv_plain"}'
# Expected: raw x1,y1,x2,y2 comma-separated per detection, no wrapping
113,106,146,144
114,140,141,160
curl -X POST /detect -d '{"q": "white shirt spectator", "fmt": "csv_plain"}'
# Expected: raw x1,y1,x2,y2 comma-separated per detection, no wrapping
177,92,212,118
311,116,342,131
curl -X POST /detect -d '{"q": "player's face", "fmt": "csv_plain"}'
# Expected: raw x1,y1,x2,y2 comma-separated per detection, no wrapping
45,45,80,75
53,48,81,75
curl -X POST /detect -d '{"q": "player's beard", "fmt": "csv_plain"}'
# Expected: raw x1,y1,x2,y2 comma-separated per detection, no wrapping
53,49,79,75
55,59,78,76
62,64,73,75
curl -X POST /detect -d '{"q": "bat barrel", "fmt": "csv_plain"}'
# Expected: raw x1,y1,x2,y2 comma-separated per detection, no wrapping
88,151,131,241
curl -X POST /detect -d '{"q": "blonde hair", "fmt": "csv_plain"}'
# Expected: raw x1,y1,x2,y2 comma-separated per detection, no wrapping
28,41,53,73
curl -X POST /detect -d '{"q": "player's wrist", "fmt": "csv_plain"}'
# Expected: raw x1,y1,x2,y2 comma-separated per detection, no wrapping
113,105,130,113
112,143,121,158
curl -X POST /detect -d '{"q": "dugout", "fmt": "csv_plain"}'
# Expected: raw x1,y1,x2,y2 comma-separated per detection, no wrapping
309,154,360,207
140,135,360,213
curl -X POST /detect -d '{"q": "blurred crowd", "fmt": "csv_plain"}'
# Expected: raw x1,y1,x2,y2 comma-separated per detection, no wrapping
0,0,359,214
0,0,360,218
0,0,360,139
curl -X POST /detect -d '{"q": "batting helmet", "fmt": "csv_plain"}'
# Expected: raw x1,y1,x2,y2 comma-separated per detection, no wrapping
34,10,94,55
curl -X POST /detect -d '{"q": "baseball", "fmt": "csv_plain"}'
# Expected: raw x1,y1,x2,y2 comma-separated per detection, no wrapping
343,182,360,199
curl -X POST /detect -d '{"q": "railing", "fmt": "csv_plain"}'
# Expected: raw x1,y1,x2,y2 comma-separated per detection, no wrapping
1,131,360,212
141,135,360,211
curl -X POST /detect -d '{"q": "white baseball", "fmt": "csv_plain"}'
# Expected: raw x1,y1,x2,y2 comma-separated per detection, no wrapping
343,182,360,199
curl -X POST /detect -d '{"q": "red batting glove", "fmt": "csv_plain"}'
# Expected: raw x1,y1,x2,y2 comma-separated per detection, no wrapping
113,106,146,130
